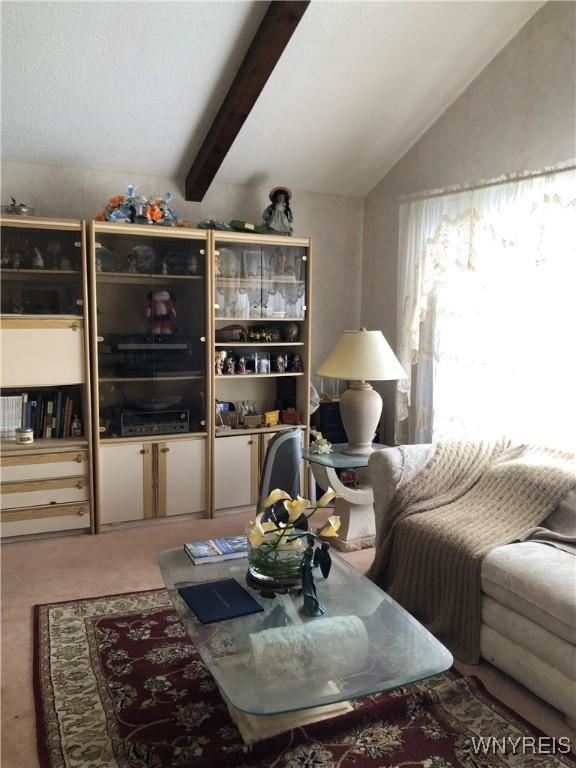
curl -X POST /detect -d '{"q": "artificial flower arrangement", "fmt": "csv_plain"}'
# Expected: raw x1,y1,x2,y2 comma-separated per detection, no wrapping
248,487,340,549
247,488,341,612
95,185,192,227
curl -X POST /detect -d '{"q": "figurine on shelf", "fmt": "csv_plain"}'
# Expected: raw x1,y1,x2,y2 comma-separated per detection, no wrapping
71,415,83,437
12,252,21,270
59,254,72,270
238,356,247,375
291,353,303,373
46,240,62,269
187,254,199,275
96,255,103,272
32,247,44,269
216,350,227,376
275,354,286,373
146,290,176,334
224,356,236,375
262,187,293,236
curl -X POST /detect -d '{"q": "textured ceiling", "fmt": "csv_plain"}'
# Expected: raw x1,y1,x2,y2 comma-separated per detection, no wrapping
1,1,542,197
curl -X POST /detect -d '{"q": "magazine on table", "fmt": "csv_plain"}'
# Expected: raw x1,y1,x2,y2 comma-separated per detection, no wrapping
184,535,248,565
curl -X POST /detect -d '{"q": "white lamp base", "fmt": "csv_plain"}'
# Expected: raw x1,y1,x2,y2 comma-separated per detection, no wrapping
339,382,382,455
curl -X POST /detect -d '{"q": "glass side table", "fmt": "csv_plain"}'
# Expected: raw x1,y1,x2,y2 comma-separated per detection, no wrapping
302,442,388,551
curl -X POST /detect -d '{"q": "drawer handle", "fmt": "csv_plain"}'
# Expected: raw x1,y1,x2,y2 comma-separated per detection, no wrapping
97,336,104,342
200,249,205,255
214,250,220,256
95,242,102,249
140,448,150,455
76,508,87,517
50,500,57,505
200,336,206,342
74,241,82,248
71,323,79,332
76,455,83,463
248,440,255,445
200,420,206,426
76,481,84,489
76,299,84,306
161,447,170,453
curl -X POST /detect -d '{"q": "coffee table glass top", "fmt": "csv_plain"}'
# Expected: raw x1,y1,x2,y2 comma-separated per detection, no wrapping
159,548,452,716
302,443,388,469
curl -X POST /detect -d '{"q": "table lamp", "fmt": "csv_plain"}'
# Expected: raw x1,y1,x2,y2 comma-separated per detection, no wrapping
316,329,406,455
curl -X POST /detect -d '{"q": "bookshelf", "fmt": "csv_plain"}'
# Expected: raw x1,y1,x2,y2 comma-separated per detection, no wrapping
0,216,94,539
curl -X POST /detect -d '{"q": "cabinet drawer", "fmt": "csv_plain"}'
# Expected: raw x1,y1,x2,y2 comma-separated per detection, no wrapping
1,324,84,386
0,502,90,537
0,476,89,510
0,450,88,482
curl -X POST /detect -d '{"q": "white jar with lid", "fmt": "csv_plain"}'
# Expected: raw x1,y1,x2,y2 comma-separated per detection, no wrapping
15,427,34,444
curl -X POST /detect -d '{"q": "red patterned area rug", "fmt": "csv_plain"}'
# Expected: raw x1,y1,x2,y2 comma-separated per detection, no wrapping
34,589,575,768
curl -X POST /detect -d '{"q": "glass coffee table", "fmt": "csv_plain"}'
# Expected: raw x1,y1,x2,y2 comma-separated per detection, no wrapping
159,547,452,740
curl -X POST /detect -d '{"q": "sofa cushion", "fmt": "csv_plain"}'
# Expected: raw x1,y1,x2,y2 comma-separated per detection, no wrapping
482,542,576,644
482,596,576,679
481,625,576,721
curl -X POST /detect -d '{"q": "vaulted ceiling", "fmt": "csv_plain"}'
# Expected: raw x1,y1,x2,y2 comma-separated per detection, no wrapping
1,1,543,197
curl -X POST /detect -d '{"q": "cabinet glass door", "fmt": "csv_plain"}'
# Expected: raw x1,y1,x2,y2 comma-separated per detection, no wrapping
215,240,307,320
1,223,83,315
93,228,207,439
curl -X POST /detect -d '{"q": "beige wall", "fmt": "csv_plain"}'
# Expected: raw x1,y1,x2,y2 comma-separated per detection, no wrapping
0,161,363,371
361,1,575,443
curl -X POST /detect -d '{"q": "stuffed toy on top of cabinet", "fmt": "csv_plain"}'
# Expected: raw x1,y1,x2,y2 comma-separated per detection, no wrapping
146,290,176,334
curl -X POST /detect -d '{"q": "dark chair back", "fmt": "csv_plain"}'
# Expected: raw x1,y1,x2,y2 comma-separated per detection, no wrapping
257,428,302,514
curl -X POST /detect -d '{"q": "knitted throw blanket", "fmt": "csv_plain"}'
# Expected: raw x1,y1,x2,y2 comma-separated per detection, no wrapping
366,440,576,663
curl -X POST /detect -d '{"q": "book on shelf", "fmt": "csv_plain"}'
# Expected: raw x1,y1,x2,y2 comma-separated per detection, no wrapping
184,535,248,565
0,389,83,441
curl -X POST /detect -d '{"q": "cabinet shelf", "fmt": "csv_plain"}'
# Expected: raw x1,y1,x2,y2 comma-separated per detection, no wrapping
99,375,204,383
214,342,304,347
100,432,207,445
215,317,305,322
215,373,304,380
1,269,81,280
0,438,88,454
216,424,307,437
96,272,203,284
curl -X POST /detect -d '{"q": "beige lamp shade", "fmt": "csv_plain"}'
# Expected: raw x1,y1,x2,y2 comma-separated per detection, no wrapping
317,329,406,381
317,329,406,455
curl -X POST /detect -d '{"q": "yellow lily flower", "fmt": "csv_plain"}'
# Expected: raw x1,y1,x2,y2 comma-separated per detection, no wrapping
248,514,277,548
262,488,291,509
316,487,340,508
318,515,341,538
283,495,309,522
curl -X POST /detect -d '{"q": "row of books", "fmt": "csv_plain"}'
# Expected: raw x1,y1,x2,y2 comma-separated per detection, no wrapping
0,391,82,440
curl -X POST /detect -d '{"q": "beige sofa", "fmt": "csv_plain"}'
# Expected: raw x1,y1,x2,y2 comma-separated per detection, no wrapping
368,445,576,725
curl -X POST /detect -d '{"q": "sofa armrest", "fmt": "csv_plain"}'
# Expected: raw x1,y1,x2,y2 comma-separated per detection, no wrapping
368,445,434,539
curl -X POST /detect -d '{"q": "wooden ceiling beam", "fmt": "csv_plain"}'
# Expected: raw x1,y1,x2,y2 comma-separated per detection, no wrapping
185,1,310,202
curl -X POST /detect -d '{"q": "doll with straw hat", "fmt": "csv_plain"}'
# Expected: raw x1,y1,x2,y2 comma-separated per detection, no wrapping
262,186,293,235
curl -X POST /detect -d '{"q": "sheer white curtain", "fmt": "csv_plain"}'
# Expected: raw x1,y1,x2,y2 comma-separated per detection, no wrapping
396,168,576,450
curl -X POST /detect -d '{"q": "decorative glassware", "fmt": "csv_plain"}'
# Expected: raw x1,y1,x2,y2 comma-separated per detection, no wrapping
247,535,306,587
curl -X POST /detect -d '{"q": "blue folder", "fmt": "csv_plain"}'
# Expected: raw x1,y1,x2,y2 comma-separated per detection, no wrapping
177,578,263,624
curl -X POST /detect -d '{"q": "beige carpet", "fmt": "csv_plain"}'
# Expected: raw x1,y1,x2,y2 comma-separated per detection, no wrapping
2,512,575,767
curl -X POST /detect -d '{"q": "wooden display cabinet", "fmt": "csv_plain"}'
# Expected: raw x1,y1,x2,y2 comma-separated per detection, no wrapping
0,216,94,539
211,231,312,514
89,222,212,530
